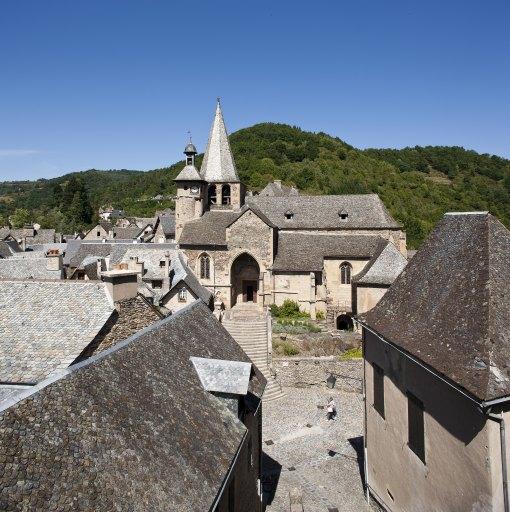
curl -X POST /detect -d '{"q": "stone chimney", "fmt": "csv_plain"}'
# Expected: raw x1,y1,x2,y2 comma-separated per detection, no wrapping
274,179,282,188
46,249,63,272
101,268,139,302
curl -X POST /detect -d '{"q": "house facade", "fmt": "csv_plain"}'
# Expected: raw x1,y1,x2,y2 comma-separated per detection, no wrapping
361,212,510,512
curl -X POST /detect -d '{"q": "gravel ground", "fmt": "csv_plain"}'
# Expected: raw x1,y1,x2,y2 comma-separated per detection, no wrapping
262,386,374,512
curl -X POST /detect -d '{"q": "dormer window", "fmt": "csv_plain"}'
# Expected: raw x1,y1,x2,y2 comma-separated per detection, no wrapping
339,210,348,220
284,210,294,220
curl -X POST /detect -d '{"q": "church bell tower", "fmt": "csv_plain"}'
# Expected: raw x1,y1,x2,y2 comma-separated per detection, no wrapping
174,137,205,241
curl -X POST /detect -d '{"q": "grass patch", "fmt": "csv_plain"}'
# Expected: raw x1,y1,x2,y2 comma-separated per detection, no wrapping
339,347,363,361
273,339,300,356
273,318,321,334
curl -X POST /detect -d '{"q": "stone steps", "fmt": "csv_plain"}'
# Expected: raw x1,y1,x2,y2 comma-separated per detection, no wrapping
222,307,284,402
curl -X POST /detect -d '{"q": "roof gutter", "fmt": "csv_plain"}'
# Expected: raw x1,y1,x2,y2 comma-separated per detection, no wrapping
209,429,248,512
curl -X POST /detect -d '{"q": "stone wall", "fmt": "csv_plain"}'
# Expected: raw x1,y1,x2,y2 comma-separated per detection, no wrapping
273,357,363,393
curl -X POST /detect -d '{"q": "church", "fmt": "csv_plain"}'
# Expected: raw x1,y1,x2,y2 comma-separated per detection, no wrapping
175,101,407,328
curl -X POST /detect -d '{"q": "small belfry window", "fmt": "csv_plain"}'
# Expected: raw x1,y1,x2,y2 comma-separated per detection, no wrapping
222,184,231,205
178,287,187,302
200,254,210,279
208,185,217,205
340,262,352,284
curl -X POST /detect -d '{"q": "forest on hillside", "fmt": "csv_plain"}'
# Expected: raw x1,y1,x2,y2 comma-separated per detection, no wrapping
1,123,509,248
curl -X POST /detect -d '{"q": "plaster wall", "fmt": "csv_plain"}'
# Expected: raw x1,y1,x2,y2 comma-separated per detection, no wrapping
364,329,494,512
356,286,388,315
84,224,109,241
273,272,313,313
161,283,198,313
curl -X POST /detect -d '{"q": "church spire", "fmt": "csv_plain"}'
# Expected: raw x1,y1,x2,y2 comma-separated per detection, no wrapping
200,99,240,183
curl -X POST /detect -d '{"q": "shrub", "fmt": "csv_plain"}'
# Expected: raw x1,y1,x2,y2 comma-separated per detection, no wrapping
273,339,300,356
270,299,309,319
316,311,325,320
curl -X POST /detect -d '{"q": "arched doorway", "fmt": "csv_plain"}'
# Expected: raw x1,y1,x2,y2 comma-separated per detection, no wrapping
336,314,354,331
231,253,260,307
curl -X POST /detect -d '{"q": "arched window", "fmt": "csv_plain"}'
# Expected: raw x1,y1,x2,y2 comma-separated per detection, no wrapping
200,254,210,279
222,184,231,205
208,185,217,205
340,262,352,284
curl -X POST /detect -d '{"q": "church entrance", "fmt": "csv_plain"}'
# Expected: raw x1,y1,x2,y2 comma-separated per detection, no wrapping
231,253,260,307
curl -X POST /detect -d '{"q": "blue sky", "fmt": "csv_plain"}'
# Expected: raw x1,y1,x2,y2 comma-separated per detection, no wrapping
0,0,509,181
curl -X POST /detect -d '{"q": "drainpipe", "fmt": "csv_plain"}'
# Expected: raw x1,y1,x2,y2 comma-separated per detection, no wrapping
487,410,509,512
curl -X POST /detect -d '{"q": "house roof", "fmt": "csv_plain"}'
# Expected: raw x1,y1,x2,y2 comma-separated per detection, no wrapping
175,164,203,182
247,194,400,230
0,301,266,511
0,240,21,258
200,101,240,183
364,212,510,402
159,213,176,237
272,233,384,272
113,226,143,239
6,228,57,245
354,241,407,286
0,280,114,384
258,181,299,197
168,252,214,305
179,210,240,246
68,243,113,268
190,357,252,395
0,258,60,280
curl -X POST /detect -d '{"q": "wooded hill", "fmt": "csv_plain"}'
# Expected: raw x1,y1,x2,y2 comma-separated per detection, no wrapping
1,123,509,248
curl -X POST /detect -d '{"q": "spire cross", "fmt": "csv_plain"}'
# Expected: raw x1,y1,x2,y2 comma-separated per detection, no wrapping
187,130,192,143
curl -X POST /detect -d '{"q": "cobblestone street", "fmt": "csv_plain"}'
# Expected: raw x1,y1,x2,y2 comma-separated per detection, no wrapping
262,385,373,512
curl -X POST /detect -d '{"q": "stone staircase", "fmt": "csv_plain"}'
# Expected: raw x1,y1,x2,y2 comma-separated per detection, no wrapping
222,304,284,402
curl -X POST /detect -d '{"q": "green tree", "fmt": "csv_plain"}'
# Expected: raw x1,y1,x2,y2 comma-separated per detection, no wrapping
10,208,31,228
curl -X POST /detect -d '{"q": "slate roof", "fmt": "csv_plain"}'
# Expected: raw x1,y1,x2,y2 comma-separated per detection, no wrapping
68,243,113,268
200,101,240,183
4,228,57,244
0,301,266,511
363,212,510,402
109,243,176,266
247,194,400,230
113,226,143,239
191,357,252,395
175,164,203,181
258,181,299,197
0,280,114,384
272,233,384,271
0,258,61,279
168,252,214,306
0,240,21,258
354,241,407,285
179,210,240,246
159,213,176,237
117,247,174,280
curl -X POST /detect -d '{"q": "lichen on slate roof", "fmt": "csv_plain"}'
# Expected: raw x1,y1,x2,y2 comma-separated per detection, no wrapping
354,241,407,285
0,280,114,384
0,301,266,511
364,212,510,402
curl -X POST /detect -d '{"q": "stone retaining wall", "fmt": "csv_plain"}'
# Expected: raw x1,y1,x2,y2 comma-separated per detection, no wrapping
273,357,363,393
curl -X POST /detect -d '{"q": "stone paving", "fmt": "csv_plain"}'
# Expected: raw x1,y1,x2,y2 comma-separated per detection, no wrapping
262,385,376,512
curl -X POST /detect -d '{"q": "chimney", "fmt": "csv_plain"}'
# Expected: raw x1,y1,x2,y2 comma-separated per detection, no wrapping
46,249,63,272
274,179,282,188
163,251,171,293
101,268,139,302
21,237,27,252
96,258,103,279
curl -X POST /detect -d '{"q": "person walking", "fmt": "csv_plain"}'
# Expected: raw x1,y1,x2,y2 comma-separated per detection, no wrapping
327,397,336,420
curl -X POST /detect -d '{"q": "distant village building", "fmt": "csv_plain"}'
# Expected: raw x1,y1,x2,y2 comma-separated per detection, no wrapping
0,301,265,511
98,206,125,220
360,212,510,512
258,179,299,197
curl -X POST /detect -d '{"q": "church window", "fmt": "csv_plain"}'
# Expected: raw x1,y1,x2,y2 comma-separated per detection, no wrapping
222,185,231,205
200,254,211,279
178,287,187,302
284,210,294,220
208,185,217,204
340,262,352,284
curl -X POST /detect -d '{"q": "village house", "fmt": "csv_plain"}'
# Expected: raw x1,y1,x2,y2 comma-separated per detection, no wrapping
0,248,64,279
360,212,510,512
0,301,266,511
175,101,407,329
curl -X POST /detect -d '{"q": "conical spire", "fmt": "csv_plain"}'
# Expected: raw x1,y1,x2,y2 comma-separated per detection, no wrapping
200,100,240,183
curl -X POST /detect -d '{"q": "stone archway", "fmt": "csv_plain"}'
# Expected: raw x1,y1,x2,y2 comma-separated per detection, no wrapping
336,314,354,331
231,253,260,307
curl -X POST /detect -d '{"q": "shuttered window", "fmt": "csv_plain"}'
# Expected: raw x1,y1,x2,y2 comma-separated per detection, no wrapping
407,392,425,463
373,364,385,418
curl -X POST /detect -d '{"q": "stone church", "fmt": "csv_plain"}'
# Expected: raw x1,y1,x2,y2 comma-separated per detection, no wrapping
175,101,407,327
